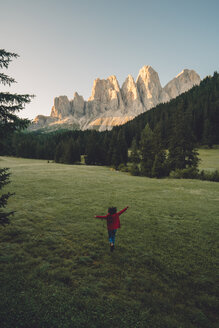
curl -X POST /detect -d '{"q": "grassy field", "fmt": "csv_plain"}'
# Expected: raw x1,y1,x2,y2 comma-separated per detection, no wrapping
198,147,219,171
0,154,218,328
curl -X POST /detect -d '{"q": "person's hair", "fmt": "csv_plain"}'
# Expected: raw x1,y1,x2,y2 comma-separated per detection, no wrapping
108,207,117,215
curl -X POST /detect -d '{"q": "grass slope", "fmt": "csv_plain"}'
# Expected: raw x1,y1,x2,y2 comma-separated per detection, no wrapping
0,156,218,328
198,147,219,171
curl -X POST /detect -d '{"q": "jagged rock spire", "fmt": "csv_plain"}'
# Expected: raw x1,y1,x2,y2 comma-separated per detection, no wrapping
31,66,201,131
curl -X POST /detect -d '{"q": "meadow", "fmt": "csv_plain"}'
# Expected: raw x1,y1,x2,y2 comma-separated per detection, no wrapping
0,150,218,328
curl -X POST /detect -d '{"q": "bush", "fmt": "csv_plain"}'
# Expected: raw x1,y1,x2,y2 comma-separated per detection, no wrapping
130,163,140,176
118,164,129,172
169,168,219,182
169,167,199,179
198,170,219,182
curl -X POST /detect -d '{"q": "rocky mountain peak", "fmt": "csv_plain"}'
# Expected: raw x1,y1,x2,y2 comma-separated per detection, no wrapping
88,76,119,101
136,65,167,109
72,92,84,117
51,95,71,119
121,74,143,113
31,66,201,132
88,75,124,113
164,69,201,98
107,75,121,92
137,65,160,81
122,75,137,98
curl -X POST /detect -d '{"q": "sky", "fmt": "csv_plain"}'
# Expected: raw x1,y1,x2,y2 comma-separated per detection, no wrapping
1,0,219,119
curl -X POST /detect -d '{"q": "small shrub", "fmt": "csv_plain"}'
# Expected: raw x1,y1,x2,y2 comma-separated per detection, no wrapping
118,163,129,172
169,167,199,179
170,168,219,182
130,163,140,176
198,170,219,182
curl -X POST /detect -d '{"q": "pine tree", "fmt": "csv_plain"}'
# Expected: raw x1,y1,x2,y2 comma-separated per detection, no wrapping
74,140,81,163
111,145,121,168
0,168,14,225
168,112,199,172
152,150,167,178
117,130,128,164
130,138,140,163
202,119,213,148
0,49,33,225
109,130,128,168
140,123,155,177
62,139,81,164
130,138,140,176
151,123,168,178
108,131,120,168
54,142,64,163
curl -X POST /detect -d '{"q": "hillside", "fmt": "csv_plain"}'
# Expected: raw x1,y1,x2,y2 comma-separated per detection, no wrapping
118,71,219,147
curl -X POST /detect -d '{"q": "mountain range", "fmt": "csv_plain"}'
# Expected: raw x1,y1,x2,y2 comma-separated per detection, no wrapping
31,66,201,131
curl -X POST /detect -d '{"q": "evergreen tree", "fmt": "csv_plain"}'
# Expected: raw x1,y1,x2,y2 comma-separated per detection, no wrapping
150,123,168,178
202,119,213,148
152,150,167,178
54,142,64,163
168,112,199,172
107,131,119,167
140,124,155,177
85,131,103,165
130,138,140,163
0,49,33,225
108,130,128,168
111,143,121,168
62,139,80,164
130,137,140,176
0,168,14,225
74,140,81,163
0,50,31,140
117,130,128,164
100,134,109,165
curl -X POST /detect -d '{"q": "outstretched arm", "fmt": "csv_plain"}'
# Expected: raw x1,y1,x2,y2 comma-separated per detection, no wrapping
117,206,129,216
94,214,108,219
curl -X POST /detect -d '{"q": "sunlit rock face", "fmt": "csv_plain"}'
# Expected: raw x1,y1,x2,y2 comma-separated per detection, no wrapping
89,116,135,131
121,75,143,115
30,66,201,131
164,69,201,98
72,92,85,117
51,96,72,119
33,114,57,125
87,75,125,115
136,66,170,109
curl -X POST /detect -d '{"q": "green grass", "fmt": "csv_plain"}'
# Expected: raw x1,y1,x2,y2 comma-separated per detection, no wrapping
0,155,219,328
198,147,219,171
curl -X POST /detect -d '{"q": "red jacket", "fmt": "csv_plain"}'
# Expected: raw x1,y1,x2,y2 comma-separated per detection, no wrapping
95,207,128,230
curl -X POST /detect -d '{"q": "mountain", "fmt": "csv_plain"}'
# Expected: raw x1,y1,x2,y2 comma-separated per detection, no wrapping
30,66,201,131
164,69,201,98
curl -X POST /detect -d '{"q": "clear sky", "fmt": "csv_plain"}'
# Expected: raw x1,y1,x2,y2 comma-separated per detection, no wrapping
1,0,219,119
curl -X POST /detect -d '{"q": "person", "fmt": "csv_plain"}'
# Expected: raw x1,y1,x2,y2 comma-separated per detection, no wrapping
94,206,129,252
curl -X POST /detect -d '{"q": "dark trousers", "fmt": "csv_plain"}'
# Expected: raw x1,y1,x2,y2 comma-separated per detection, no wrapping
108,229,117,245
